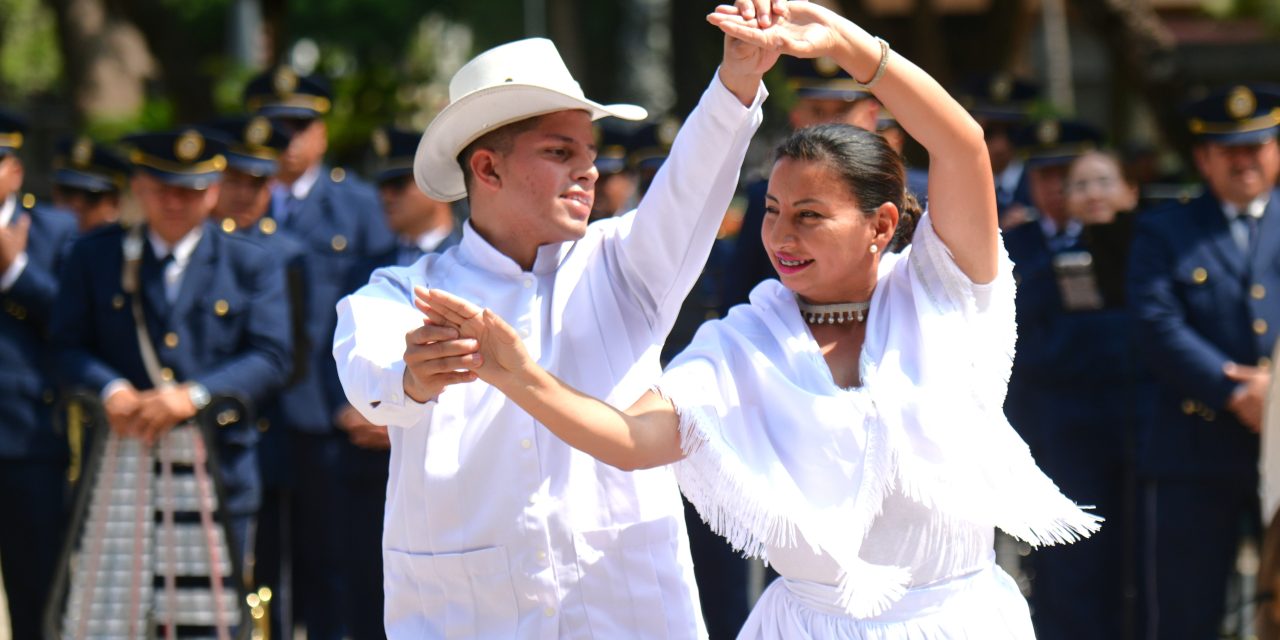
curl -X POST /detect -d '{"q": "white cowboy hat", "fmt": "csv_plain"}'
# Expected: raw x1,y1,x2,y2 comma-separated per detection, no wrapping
414,38,647,202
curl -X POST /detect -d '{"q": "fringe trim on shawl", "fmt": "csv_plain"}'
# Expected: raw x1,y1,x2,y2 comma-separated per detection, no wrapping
658,385,912,618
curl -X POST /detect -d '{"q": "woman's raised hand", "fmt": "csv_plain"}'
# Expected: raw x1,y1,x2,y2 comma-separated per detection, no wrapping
414,287,536,388
708,1,849,60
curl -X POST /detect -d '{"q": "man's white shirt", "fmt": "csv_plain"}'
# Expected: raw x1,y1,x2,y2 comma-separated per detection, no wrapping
334,76,765,639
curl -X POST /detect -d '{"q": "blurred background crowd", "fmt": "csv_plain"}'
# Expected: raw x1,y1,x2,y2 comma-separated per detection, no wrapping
1,0,1280,638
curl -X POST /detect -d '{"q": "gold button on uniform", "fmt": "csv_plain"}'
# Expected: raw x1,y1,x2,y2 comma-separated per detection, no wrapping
1255,318,1269,335
43,390,55,404
21,193,34,209
221,218,237,233
1182,399,1196,415
259,217,277,235
331,235,348,252
214,299,230,316
112,294,125,310
330,167,346,183
164,332,179,348
1192,267,1208,284
257,418,271,432
1252,284,1266,300
160,367,175,382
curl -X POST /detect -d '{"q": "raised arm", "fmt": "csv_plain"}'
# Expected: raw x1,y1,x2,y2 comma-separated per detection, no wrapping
417,287,684,470
710,2,998,282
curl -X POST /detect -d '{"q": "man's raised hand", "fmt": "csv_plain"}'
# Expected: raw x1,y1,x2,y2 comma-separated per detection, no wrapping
414,287,536,390
402,288,482,403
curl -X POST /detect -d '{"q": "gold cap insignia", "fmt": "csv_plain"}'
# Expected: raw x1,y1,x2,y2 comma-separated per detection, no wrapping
245,116,271,146
1036,119,1061,146
657,118,679,148
372,128,391,158
71,137,93,168
274,67,298,96
1227,86,1256,120
990,74,1013,103
814,57,840,78
175,130,204,163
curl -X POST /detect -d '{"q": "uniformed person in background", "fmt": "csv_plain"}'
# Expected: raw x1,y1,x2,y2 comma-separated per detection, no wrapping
49,127,293,570
243,66,394,639
588,121,638,222
203,113,307,636
721,55,880,312
0,108,78,640
875,108,928,217
955,73,1040,227
50,136,131,233
322,125,461,640
1128,84,1280,639
1013,146,1147,640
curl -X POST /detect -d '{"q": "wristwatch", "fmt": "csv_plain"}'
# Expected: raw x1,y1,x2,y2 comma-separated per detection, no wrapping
187,383,211,411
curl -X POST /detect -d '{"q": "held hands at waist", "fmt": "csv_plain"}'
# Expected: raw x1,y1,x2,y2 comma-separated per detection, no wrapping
103,383,197,444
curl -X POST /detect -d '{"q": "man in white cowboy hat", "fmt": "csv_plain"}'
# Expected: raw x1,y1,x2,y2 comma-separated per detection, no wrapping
333,3,781,635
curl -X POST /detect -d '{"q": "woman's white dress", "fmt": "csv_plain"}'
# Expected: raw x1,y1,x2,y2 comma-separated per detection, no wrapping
653,214,1098,638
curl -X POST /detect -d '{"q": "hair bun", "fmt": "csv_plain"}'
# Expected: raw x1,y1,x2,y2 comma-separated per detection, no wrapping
888,191,923,252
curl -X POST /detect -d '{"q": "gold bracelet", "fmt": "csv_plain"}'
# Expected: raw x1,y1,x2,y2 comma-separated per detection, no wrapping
858,37,891,90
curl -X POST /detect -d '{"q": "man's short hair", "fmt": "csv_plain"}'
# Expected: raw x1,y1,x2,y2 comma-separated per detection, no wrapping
456,115,547,192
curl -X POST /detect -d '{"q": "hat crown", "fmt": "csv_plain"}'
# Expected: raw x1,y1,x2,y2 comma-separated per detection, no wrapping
448,38,584,104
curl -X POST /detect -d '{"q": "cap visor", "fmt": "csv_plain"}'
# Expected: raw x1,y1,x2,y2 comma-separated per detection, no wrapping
53,169,119,194
1198,127,1278,146
140,166,222,190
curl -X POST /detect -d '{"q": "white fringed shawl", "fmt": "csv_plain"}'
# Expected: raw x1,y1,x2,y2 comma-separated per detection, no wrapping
654,214,1100,618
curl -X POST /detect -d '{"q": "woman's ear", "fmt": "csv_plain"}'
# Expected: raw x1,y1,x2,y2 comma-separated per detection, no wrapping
874,201,900,241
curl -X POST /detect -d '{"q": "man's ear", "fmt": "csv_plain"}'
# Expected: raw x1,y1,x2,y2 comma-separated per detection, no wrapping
470,149,503,192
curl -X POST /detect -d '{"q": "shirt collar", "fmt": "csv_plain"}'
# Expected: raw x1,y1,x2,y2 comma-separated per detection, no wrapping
291,164,323,200
456,219,570,277
1039,215,1081,239
407,226,454,254
0,194,14,227
148,224,204,265
1222,193,1271,221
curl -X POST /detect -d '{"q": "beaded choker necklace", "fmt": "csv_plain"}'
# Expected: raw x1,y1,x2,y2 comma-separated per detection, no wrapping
796,299,870,324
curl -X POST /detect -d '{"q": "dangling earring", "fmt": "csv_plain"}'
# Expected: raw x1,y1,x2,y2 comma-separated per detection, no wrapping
869,244,879,254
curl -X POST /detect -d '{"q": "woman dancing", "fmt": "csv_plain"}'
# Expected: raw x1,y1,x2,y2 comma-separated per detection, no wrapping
418,2,1098,635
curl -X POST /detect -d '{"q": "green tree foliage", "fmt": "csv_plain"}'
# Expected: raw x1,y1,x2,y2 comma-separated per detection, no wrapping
0,0,62,100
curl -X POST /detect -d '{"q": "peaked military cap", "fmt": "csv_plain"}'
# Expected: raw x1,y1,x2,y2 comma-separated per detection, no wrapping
122,128,227,190
369,126,421,184
629,116,681,172
243,66,333,119
956,73,1040,123
1184,84,1280,145
200,115,291,177
0,109,27,156
593,120,634,176
52,136,131,193
785,56,872,102
1011,119,1103,168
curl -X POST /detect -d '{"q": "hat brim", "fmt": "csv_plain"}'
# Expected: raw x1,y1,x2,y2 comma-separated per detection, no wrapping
53,169,120,194
795,87,871,102
415,85,647,202
1197,127,1278,146
225,153,277,178
139,166,222,190
260,105,323,120
375,165,413,185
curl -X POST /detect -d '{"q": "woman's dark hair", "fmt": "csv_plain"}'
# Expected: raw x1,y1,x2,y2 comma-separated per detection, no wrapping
774,123,922,251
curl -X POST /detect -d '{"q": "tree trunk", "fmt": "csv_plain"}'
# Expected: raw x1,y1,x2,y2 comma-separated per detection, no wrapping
48,0,154,125
112,0,218,123
1070,0,1190,155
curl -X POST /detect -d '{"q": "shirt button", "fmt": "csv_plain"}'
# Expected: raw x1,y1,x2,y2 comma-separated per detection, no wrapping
521,438,532,450
523,278,533,289
536,550,547,562
544,606,556,618
520,327,531,338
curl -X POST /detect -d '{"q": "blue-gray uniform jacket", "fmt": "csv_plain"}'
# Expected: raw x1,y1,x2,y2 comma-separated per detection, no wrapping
50,221,293,512
1127,189,1280,486
0,198,77,460
272,167,394,434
